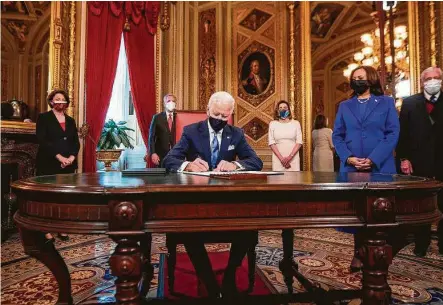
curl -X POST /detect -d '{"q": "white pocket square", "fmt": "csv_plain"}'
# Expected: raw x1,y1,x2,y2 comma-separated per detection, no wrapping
228,145,235,151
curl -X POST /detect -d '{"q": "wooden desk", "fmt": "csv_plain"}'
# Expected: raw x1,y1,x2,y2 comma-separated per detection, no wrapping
12,172,442,305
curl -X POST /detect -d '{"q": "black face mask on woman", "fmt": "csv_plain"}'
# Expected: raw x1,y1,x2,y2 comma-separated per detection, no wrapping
209,116,228,132
350,80,370,95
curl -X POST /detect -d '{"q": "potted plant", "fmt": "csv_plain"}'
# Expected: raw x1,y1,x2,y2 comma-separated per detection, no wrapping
96,119,135,171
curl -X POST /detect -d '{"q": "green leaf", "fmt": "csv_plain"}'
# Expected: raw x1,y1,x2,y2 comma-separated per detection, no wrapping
117,121,127,125
120,133,130,147
119,126,135,132
111,131,122,146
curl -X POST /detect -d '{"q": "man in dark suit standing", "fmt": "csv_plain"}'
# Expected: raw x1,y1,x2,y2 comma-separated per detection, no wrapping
397,66,443,256
147,93,177,167
164,91,262,297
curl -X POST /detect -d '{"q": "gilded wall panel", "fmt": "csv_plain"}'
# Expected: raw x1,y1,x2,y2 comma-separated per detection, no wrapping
198,8,216,110
50,1,77,118
437,2,443,68
232,2,285,157
312,80,324,120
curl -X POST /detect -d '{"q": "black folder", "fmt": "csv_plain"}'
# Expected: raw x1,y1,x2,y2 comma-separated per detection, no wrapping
122,168,166,176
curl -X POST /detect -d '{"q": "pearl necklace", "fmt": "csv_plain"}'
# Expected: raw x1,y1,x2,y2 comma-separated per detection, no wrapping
357,97,370,104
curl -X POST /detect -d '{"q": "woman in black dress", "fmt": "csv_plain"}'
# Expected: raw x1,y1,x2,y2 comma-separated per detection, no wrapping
36,89,80,241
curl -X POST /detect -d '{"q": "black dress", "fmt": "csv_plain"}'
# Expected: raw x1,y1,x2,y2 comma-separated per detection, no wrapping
36,111,80,176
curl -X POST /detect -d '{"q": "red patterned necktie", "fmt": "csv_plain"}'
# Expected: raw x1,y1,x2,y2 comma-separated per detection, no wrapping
425,95,436,114
168,114,173,131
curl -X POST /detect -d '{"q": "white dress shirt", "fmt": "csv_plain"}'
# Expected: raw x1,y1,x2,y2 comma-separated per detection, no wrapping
424,90,441,101
178,121,243,172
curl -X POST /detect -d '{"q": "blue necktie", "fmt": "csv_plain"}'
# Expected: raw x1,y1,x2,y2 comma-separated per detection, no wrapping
211,133,219,170
430,95,437,104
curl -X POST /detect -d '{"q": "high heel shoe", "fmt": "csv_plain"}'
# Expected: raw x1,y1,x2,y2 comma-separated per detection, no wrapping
57,234,69,241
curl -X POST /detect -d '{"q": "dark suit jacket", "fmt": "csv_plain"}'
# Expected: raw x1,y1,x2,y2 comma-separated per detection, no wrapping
148,112,176,165
36,111,80,175
332,95,400,173
396,92,443,180
163,120,263,172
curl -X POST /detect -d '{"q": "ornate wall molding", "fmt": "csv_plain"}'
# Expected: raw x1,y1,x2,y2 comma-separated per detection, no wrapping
67,1,76,118
437,2,443,68
296,2,312,171
1,137,38,179
408,2,421,94
155,25,162,113
49,2,77,119
288,3,295,114
198,8,217,110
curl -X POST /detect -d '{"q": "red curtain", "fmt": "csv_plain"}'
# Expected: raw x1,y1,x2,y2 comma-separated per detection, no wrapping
124,2,159,166
84,2,123,172
84,2,159,172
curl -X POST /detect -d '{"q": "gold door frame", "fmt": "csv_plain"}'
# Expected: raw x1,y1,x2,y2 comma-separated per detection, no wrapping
49,1,80,120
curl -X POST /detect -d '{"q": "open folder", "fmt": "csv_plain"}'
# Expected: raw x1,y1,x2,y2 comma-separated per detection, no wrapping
182,171,283,179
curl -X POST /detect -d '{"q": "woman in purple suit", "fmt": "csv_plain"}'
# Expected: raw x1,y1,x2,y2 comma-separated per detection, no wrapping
332,66,400,271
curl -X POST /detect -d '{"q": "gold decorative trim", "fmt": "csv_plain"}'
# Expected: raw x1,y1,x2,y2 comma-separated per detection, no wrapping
408,2,421,94
49,2,74,114
299,2,312,171
67,1,76,118
438,2,443,67
1,121,36,134
429,1,436,67
287,3,295,116
155,24,162,113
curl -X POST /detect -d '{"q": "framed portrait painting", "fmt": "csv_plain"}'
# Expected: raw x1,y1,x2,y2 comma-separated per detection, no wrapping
238,42,275,106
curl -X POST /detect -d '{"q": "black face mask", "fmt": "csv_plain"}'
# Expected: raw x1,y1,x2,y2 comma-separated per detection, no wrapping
350,80,370,95
209,116,228,132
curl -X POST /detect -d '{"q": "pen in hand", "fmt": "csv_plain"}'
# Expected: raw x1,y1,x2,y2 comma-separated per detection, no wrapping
186,155,209,172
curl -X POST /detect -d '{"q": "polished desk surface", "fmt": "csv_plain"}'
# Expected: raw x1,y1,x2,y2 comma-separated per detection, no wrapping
11,172,443,305
12,171,442,234
12,171,440,193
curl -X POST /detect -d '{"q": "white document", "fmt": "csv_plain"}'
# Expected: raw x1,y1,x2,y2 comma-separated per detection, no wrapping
182,171,283,177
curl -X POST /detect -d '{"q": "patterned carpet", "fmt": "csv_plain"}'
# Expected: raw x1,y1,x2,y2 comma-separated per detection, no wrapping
1,229,443,305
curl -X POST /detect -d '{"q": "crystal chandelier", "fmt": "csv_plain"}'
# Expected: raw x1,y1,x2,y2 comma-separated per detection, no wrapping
343,24,408,78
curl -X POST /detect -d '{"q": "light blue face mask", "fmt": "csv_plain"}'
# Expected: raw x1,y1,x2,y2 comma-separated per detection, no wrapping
279,110,289,119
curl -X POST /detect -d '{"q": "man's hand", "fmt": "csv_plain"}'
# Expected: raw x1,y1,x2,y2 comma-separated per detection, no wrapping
185,158,209,172
214,160,237,172
151,153,160,166
400,159,413,175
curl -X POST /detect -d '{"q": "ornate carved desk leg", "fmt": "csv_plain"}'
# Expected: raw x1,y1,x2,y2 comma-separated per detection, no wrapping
360,197,394,305
110,236,142,305
108,200,144,305
279,229,295,294
19,227,73,305
140,233,154,298
360,230,393,305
